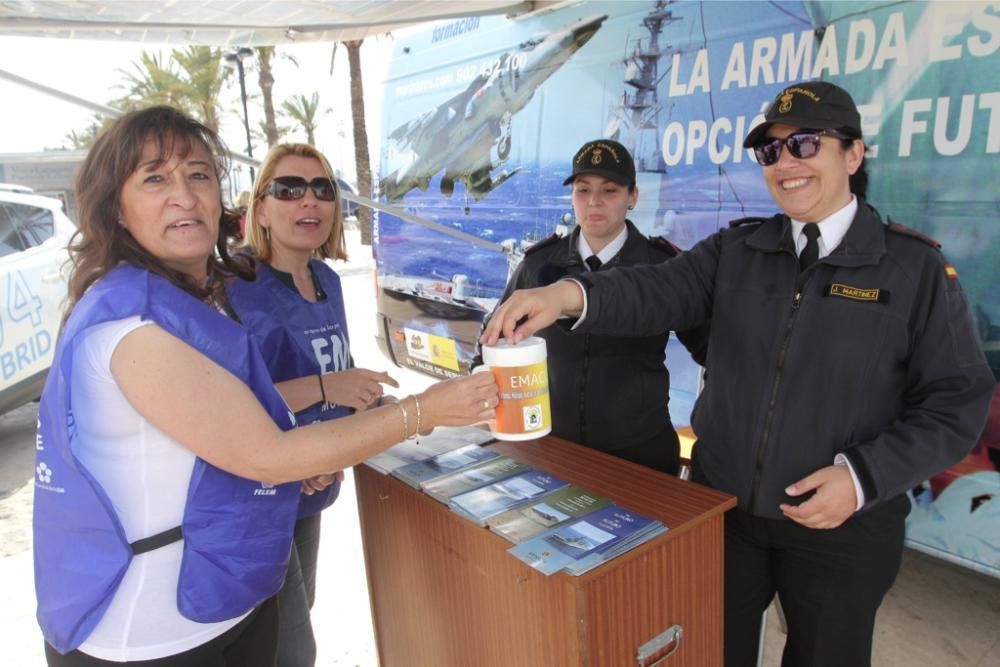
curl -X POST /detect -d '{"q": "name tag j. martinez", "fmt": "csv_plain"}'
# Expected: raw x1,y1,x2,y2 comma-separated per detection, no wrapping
825,283,890,304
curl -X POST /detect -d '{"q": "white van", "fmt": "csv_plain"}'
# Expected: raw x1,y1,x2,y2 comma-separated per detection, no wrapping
0,186,74,414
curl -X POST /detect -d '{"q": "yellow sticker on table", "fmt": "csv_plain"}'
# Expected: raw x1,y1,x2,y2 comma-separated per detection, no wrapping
404,327,459,372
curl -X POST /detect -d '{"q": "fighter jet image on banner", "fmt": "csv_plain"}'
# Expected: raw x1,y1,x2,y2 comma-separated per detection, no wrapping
380,14,607,203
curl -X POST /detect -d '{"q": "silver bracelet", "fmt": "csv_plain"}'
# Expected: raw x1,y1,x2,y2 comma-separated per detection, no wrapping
396,401,409,440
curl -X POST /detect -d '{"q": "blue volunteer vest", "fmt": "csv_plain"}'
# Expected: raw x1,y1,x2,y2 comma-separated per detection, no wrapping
34,265,300,655
226,258,351,517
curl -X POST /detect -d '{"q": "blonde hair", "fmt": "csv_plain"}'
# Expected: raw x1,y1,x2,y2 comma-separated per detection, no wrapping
242,144,348,262
235,189,252,209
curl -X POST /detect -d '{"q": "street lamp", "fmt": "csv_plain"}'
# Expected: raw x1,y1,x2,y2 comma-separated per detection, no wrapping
225,47,255,182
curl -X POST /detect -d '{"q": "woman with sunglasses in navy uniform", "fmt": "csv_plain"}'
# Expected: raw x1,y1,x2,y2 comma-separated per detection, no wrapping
226,144,398,667
480,81,994,666
35,108,498,667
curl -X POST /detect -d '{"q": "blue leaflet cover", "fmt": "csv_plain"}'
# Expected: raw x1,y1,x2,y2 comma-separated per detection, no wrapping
365,425,494,474
564,523,667,576
448,469,569,525
392,443,500,488
508,505,663,576
419,456,531,503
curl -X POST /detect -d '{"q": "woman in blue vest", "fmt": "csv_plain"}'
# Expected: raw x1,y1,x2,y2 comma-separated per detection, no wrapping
34,106,498,667
226,144,396,667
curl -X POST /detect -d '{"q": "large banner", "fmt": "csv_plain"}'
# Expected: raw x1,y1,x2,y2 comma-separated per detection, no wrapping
374,1,1000,576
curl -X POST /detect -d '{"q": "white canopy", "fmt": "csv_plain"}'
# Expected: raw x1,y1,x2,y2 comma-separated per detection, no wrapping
0,1,565,45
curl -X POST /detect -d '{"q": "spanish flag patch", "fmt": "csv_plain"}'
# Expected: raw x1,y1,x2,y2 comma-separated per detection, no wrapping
944,263,959,279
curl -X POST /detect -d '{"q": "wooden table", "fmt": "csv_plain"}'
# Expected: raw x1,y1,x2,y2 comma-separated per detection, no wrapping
355,435,735,666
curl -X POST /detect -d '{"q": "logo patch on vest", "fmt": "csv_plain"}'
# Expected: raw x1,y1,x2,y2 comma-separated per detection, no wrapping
826,283,890,304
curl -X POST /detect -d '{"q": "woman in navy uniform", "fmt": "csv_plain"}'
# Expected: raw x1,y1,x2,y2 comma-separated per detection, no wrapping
227,144,398,667
477,139,706,474
481,83,994,666
35,106,498,666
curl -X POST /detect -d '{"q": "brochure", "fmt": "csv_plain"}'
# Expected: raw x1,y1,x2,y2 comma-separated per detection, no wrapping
364,424,493,474
449,469,569,525
392,443,500,489
486,485,613,543
420,456,530,503
508,505,666,576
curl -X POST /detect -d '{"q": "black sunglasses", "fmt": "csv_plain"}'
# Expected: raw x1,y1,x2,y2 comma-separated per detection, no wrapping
264,175,337,202
753,129,850,166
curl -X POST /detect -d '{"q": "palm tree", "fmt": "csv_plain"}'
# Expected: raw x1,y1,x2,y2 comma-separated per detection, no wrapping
116,51,188,111
281,92,327,146
63,115,117,150
114,47,230,133
256,47,280,148
343,39,374,245
255,118,291,146
172,46,230,132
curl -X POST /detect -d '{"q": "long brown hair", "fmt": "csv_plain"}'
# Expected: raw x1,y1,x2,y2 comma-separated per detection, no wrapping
66,105,252,319
242,143,348,263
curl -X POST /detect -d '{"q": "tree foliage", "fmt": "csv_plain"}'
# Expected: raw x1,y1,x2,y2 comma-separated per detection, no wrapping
116,51,188,111
171,46,230,132
281,92,328,146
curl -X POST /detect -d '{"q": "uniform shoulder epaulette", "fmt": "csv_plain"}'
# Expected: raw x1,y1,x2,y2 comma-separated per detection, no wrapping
647,235,682,257
886,220,941,249
523,232,562,255
728,215,771,228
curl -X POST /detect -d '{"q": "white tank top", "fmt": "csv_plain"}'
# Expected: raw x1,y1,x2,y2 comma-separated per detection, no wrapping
70,317,248,661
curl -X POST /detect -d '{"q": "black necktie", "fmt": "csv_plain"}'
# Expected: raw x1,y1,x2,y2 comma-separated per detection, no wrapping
585,255,602,271
800,224,821,271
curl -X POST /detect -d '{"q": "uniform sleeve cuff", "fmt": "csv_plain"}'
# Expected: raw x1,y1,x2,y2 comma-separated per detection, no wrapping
559,277,589,329
835,451,874,511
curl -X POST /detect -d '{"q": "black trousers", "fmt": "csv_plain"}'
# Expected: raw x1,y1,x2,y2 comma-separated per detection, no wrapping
275,513,323,667
723,496,909,667
602,425,682,476
45,595,279,667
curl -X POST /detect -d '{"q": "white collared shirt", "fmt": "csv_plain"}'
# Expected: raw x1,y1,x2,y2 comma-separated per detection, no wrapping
790,196,857,259
578,224,629,269
791,197,866,510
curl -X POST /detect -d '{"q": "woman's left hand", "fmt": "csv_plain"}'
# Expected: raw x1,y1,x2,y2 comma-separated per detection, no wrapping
779,465,858,529
302,471,345,495
322,368,400,411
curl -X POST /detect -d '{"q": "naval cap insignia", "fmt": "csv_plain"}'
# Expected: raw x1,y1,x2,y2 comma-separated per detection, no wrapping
778,90,794,113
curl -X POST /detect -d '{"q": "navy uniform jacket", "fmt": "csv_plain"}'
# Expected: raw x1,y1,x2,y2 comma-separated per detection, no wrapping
575,201,995,518
477,220,709,453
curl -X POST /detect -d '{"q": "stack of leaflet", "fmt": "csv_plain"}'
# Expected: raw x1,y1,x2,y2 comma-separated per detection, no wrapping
392,443,500,489
486,485,613,543
507,505,667,576
364,424,494,475
420,456,530,504
449,469,569,525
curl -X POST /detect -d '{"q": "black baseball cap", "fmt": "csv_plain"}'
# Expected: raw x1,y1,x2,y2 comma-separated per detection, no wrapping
743,81,862,148
563,139,636,186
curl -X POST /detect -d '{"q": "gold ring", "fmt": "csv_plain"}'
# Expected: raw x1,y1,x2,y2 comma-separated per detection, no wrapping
483,400,491,409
